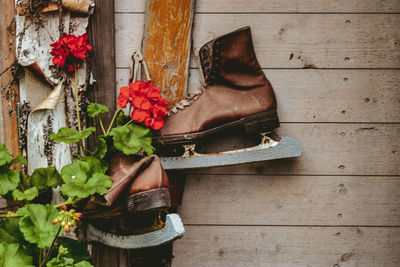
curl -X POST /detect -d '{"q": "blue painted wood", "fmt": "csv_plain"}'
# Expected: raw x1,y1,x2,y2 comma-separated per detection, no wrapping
161,137,302,170
86,214,185,249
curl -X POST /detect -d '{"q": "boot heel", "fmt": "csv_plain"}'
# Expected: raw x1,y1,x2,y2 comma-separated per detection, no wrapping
243,110,280,134
126,188,171,213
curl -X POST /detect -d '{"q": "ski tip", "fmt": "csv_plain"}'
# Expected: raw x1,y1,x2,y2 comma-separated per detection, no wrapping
86,213,185,249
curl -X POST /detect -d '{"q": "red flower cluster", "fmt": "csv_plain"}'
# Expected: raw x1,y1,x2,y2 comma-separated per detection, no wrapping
50,33,93,72
117,81,168,130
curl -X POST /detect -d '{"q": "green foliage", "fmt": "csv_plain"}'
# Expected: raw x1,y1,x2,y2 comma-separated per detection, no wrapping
17,204,60,248
116,112,131,126
0,144,12,166
46,257,92,267
110,124,154,155
12,187,38,201
0,243,34,267
50,127,96,144
60,158,111,198
30,167,63,191
87,103,109,118
56,238,90,263
0,167,20,195
9,155,28,166
91,137,107,159
0,218,24,244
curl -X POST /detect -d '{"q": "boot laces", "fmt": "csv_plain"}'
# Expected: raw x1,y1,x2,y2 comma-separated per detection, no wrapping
167,48,207,116
168,86,204,116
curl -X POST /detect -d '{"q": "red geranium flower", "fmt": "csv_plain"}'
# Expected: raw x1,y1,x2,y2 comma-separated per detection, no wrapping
117,81,168,130
50,33,93,72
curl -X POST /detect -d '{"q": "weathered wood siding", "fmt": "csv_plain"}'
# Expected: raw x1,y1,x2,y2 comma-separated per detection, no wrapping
114,0,400,266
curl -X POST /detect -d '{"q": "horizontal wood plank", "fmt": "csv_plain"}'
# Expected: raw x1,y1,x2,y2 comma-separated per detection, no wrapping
115,0,400,13
117,69,400,123
115,14,400,69
187,123,400,176
179,175,400,226
172,226,400,266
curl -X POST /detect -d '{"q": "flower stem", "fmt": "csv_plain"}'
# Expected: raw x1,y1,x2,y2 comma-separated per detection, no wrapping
99,118,106,136
123,119,133,127
39,249,42,267
74,64,82,133
40,226,62,267
106,110,120,135
0,211,21,218
54,197,82,208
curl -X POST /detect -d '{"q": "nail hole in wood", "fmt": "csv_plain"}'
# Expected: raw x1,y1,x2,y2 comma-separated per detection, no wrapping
336,232,341,237
338,165,345,169
343,77,348,82
364,98,370,103
345,57,350,61
340,132,345,136
339,183,344,188
337,213,343,219
345,20,351,24
341,110,346,115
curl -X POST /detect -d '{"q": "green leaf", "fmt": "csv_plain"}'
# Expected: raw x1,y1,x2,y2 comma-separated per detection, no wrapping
17,204,60,248
0,218,24,244
50,127,96,144
75,261,93,267
87,103,109,118
46,257,92,267
46,258,64,267
57,237,90,262
0,243,34,267
9,155,28,166
0,167,20,195
91,137,107,159
110,124,154,155
0,144,12,166
60,159,111,198
30,167,63,191
12,187,38,201
80,156,108,174
46,257,74,267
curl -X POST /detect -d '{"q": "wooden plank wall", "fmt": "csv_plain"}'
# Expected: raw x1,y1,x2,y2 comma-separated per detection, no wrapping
114,0,400,266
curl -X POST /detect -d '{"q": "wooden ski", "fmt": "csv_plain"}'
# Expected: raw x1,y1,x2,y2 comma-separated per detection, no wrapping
143,0,195,109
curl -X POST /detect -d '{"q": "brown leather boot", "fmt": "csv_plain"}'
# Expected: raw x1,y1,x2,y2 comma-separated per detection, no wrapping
84,153,170,218
154,26,279,145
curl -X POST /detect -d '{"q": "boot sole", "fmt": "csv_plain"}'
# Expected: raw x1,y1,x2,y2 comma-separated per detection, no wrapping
156,109,280,145
126,187,171,213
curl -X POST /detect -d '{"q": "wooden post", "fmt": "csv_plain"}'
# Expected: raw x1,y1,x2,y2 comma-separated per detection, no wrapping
0,0,21,156
88,0,116,147
88,1,121,266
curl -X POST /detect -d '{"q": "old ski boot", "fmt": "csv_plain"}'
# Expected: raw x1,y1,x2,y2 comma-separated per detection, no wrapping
84,154,184,249
154,26,301,169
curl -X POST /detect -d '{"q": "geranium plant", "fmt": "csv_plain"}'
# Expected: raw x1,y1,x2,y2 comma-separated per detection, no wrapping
0,33,168,266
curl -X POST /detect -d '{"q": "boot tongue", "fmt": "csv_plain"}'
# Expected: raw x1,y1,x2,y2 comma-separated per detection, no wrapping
199,39,217,84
